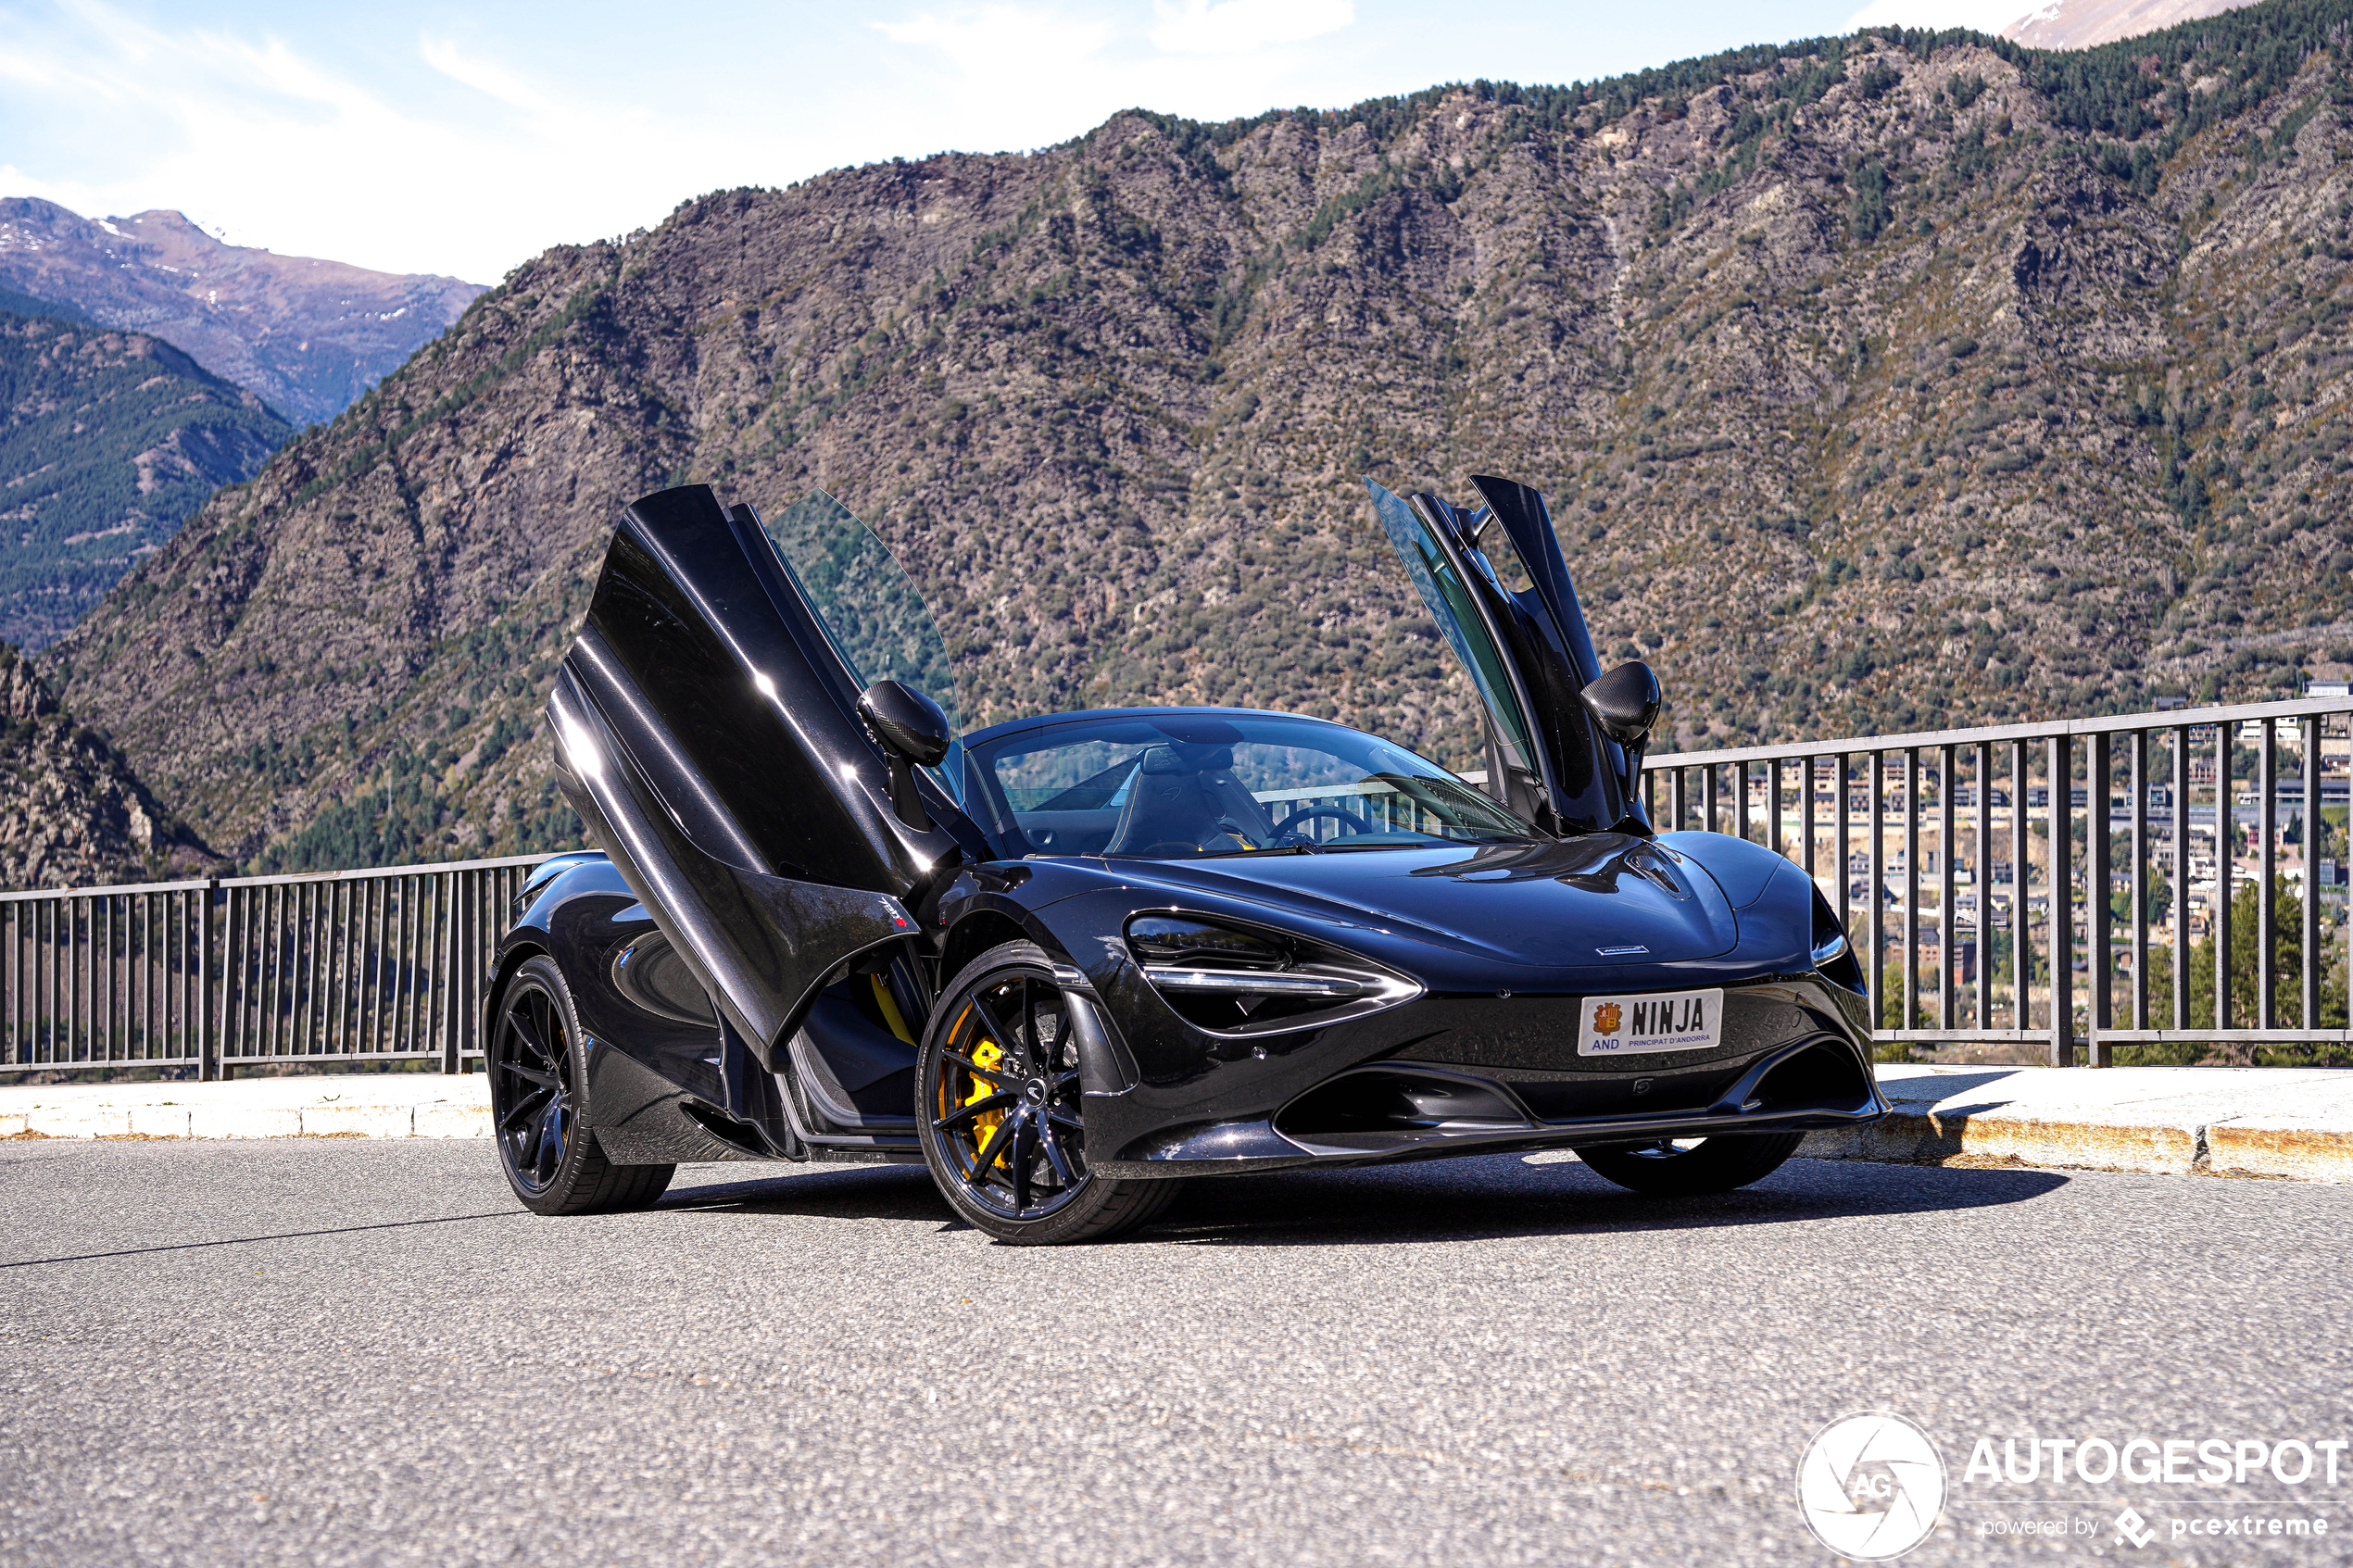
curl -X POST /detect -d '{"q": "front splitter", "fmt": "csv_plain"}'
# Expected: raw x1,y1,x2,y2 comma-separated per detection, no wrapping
1092,1099,1889,1179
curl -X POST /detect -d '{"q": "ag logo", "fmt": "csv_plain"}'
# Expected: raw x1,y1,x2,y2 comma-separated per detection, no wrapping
1795,1411,1946,1561
1592,1002,1622,1035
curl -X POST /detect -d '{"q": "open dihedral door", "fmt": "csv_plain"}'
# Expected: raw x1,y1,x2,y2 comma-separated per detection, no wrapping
1365,475,1647,837
546,484,974,1109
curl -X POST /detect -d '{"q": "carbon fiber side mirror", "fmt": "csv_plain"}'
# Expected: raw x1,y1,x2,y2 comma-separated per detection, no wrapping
1580,660,1661,748
858,679,953,830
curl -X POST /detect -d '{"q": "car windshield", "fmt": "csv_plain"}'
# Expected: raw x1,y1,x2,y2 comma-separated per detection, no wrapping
970,712,1541,859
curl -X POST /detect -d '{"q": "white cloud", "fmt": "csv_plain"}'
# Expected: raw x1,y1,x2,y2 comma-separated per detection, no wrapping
1843,0,2039,34
0,2,755,281
860,0,1369,154
870,6,1115,82
420,36,552,114
0,0,1739,285
1150,0,1355,55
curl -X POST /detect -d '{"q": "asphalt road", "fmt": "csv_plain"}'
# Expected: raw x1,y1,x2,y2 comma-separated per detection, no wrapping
3,1141,2349,1568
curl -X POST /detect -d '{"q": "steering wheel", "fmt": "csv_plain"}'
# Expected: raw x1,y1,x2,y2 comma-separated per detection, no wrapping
1132,821,1261,857
1273,806,1374,845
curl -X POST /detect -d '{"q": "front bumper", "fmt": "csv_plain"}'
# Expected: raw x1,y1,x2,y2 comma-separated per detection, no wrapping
1088,976,1888,1179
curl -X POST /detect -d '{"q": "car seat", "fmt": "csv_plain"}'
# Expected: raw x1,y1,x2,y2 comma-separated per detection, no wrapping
1101,745,1269,855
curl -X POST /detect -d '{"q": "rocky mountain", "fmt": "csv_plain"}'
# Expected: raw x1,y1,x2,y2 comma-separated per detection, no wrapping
0,643,210,887
0,309,291,650
39,0,2353,872
0,202,484,425
2006,0,2263,49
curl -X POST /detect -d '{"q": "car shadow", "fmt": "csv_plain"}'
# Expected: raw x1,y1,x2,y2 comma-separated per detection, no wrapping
654,1153,2068,1246
1145,1155,2069,1248
661,1164,946,1223
1875,1068,2031,1104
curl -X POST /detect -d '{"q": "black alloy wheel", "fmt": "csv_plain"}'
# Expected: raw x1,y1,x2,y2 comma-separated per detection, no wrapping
916,941,1182,1244
1573,1130,1806,1197
488,955,673,1215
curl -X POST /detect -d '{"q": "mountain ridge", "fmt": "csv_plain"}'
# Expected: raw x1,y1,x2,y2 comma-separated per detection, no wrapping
39,0,2353,873
2005,0,2265,49
0,201,484,425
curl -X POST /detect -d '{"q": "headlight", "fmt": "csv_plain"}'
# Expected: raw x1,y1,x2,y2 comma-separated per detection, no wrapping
1126,916,1291,969
1809,890,1865,992
1124,912,1420,1035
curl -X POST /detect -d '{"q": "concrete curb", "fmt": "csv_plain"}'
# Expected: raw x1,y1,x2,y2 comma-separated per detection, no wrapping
1798,1110,2206,1175
5,1066,2350,1184
1798,1064,2353,1182
0,1075,492,1142
2206,1121,2353,1183
1,1104,495,1139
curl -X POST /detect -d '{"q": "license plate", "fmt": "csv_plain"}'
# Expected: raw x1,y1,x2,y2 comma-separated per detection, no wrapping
1576,988,1724,1056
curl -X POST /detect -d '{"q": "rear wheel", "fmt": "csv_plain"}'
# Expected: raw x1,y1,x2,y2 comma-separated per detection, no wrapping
488,955,674,1215
1573,1131,1805,1196
917,941,1182,1244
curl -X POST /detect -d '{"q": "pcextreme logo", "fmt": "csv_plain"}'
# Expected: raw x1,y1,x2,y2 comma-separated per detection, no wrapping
1797,1411,1948,1561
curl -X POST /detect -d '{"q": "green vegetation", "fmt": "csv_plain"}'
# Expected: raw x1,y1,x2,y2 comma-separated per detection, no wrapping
0,284,87,325
0,309,288,648
2125,881,2351,1064
1878,958,1931,1051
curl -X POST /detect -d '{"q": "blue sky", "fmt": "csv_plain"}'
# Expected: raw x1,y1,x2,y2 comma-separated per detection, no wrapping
0,0,2031,283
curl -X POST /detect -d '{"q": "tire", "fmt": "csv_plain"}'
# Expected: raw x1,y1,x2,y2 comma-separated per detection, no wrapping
916,940,1183,1245
488,954,674,1215
1573,1131,1806,1197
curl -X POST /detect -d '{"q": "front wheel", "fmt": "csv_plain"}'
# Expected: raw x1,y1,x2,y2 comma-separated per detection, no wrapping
1573,1131,1805,1196
916,941,1182,1244
488,955,674,1215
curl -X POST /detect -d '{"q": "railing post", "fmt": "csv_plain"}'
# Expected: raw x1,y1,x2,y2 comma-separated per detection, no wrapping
1938,743,1955,1034
2089,734,2111,1067
1869,751,1885,1034
2215,721,2233,1032
442,871,462,1074
1904,748,1919,1034
2259,718,2277,1032
1836,752,1852,1006
198,879,219,1081
1973,744,1991,1033
2049,734,2073,1067
1801,756,1816,888
2172,725,2190,1032
2303,716,2322,1032
2131,729,2149,1035
2011,737,2028,1034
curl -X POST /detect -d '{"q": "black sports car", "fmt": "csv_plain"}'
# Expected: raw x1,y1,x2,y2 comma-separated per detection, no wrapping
490,475,1884,1242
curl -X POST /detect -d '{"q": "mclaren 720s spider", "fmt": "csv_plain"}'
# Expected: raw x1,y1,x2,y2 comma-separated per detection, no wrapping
488,475,1883,1242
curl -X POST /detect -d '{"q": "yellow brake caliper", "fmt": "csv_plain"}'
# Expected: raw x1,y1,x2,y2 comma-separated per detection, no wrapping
963,1032,1008,1171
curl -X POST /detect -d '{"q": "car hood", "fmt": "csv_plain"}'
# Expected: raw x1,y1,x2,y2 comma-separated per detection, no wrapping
1093,834,1739,971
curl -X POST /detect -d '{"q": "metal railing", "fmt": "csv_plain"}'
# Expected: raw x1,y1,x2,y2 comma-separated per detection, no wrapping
1644,696,2353,1065
4,694,2348,1079
0,855,553,1079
